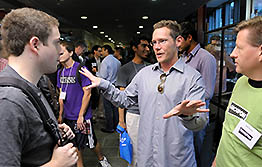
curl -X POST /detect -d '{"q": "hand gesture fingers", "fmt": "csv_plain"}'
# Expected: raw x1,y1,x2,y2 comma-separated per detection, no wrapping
79,67,101,89
163,100,209,119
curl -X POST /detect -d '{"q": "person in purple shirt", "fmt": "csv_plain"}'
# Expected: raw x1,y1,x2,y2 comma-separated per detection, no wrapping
57,41,111,167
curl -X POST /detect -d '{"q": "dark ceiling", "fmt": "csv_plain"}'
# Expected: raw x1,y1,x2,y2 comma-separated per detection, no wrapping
0,0,209,45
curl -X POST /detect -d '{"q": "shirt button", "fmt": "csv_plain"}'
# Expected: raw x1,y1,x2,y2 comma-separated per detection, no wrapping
156,117,159,120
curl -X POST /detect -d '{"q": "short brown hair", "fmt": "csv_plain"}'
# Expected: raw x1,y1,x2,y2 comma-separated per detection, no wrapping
60,41,74,53
1,8,59,58
153,20,181,41
235,16,262,47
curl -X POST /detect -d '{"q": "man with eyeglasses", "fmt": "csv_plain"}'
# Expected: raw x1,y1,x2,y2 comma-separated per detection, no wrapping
79,20,209,167
176,22,217,167
115,35,150,167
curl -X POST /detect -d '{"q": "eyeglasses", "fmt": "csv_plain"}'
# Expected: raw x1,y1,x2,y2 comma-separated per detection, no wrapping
157,73,167,94
150,39,168,47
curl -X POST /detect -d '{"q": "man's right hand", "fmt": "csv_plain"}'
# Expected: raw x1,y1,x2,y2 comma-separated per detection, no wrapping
118,121,127,130
42,143,78,167
79,67,101,89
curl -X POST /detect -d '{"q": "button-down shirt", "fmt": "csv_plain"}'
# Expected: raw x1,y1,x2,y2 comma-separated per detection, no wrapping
181,44,216,107
98,58,208,167
98,54,121,84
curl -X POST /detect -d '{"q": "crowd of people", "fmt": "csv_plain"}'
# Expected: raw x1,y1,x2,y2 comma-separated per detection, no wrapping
0,7,261,167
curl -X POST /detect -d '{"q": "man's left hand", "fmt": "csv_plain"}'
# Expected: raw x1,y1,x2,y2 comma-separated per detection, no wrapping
163,100,209,119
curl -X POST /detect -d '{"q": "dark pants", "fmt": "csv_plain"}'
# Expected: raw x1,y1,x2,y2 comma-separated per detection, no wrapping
103,97,119,130
194,121,216,167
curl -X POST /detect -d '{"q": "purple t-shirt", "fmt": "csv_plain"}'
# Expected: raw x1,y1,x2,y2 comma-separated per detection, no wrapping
57,62,92,120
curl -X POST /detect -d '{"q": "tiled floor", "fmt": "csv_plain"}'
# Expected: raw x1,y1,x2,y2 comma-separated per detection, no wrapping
82,118,128,167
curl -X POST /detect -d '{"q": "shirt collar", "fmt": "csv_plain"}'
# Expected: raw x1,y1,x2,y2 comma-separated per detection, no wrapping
152,58,184,74
189,43,201,57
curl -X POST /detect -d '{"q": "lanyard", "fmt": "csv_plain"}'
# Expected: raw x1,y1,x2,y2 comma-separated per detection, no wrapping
61,64,74,92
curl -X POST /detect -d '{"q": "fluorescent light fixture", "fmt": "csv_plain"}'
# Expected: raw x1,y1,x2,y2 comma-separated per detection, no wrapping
93,25,98,29
105,35,108,38
139,25,143,29
142,16,149,20
81,16,87,20
100,31,104,34
137,31,141,34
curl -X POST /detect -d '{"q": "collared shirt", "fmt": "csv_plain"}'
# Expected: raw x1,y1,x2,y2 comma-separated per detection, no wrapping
181,43,216,106
99,58,208,167
98,54,121,84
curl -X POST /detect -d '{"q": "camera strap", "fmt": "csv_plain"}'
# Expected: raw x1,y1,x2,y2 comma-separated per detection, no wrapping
0,77,63,145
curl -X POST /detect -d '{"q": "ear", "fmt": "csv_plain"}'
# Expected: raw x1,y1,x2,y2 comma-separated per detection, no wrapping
176,35,183,46
69,51,73,57
258,45,262,62
187,34,193,42
132,45,137,52
29,36,40,54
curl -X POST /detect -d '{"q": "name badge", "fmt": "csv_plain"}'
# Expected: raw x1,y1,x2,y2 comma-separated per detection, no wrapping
233,120,261,149
59,91,66,100
91,63,97,67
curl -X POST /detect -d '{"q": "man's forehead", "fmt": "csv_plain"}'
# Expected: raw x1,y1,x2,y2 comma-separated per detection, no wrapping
48,28,60,43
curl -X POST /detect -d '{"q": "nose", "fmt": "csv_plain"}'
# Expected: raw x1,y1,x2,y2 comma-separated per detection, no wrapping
145,45,150,51
230,47,237,59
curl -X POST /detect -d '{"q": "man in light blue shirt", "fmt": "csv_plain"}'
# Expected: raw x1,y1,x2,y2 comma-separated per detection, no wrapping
99,45,121,133
80,20,209,167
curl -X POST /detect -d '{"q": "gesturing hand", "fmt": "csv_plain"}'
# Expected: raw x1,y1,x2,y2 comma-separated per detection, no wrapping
79,67,101,89
163,100,209,119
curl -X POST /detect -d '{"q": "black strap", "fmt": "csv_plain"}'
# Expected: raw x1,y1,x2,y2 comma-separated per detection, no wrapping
0,77,62,144
76,62,83,87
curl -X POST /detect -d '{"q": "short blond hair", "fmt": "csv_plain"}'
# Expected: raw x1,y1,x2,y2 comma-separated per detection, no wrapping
235,16,262,47
153,20,181,41
1,8,59,58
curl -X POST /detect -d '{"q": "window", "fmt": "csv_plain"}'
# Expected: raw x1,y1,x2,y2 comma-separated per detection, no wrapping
251,0,262,17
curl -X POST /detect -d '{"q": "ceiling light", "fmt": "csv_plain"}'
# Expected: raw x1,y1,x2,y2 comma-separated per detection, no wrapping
142,16,149,20
139,26,143,29
93,25,98,29
105,35,108,38
152,0,157,2
100,31,104,34
137,31,141,34
108,38,111,40
81,16,87,20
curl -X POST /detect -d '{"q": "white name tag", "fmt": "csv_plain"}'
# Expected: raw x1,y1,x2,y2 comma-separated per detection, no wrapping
91,63,97,67
233,120,261,149
59,91,66,100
